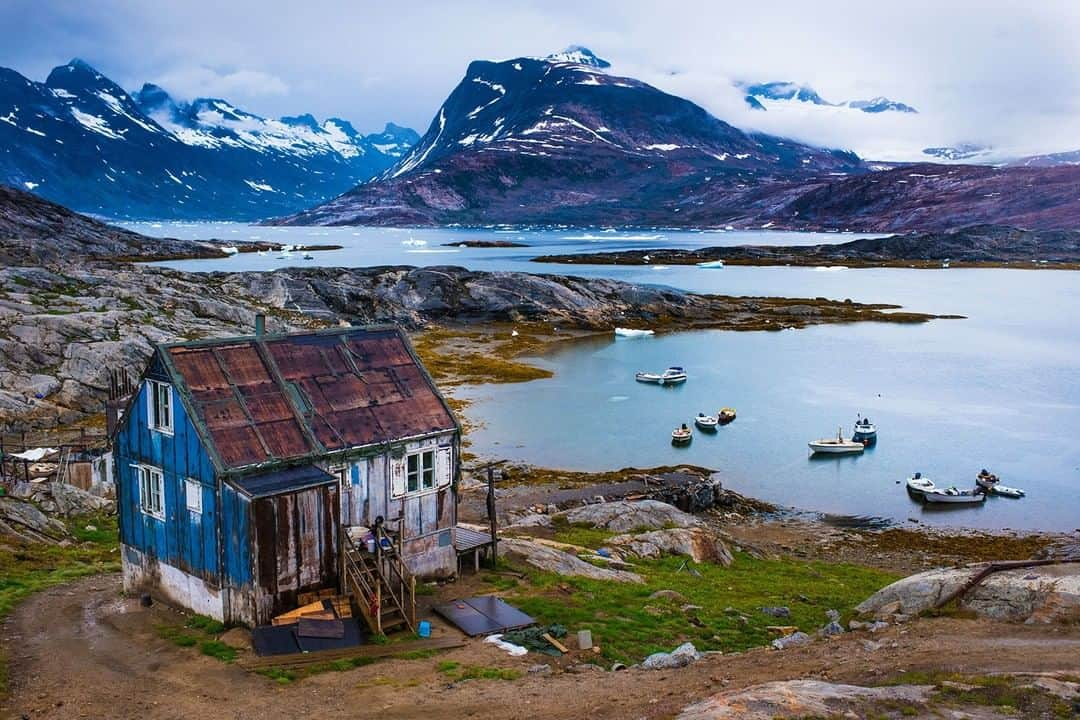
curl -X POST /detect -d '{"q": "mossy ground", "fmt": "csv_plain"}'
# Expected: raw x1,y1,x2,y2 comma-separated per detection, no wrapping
481,524,899,665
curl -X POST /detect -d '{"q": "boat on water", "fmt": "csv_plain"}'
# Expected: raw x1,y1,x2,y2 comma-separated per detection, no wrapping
671,424,693,444
718,407,737,424
808,427,865,455
615,328,655,338
906,472,936,496
975,469,1025,498
694,413,718,430
302,252,314,260
696,260,726,269
923,486,986,504
853,415,877,443
636,366,688,385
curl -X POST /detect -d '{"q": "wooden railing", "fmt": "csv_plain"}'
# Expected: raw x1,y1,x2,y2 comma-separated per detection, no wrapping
374,523,417,633
341,530,383,634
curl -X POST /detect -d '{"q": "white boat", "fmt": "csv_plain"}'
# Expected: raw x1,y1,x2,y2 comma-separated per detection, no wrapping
975,470,1025,498
694,413,718,430
615,328,655,338
853,415,877,442
696,260,725,269
808,427,865,454
221,245,239,255
635,366,688,385
923,487,986,504
906,473,936,496
671,425,693,444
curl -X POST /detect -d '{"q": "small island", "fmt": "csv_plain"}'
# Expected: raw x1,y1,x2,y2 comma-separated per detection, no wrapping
532,225,1080,269
442,239,531,248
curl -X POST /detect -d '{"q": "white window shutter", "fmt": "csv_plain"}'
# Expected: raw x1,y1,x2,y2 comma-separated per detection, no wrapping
390,457,406,498
437,446,452,488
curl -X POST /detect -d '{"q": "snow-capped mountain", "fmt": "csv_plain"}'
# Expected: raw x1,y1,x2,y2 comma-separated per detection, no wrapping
277,49,865,226
1008,148,1080,167
0,59,417,219
543,45,611,69
740,80,917,114
921,143,993,161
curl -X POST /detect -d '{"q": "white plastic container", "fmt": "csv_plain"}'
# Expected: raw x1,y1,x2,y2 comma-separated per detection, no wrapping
577,629,593,650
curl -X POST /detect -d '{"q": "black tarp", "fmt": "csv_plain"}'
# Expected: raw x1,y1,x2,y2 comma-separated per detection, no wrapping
433,596,535,637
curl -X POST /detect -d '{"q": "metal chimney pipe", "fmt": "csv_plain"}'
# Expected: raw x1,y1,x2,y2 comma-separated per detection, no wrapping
255,313,265,338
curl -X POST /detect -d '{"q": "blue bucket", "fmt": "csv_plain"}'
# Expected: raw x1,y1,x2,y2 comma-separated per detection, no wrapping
417,620,432,638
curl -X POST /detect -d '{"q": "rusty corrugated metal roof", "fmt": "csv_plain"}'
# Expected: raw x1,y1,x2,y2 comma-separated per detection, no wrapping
163,326,457,472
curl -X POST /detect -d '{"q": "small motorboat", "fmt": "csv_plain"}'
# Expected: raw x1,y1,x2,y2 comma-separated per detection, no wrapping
635,366,688,385
853,415,877,443
671,424,693,444
694,413,718,430
808,427,865,455
718,407,736,424
615,328,655,338
302,252,314,260
975,469,1025,498
923,486,986,504
696,259,725,269
906,472,936,496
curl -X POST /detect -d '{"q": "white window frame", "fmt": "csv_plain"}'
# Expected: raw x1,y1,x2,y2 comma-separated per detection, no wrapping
138,465,165,520
406,449,436,494
147,380,174,435
185,478,202,514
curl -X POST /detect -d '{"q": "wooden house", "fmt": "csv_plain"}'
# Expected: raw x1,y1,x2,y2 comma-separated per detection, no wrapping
113,323,465,628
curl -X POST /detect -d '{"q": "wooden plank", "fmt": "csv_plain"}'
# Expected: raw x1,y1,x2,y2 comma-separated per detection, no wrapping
542,633,569,654
271,599,329,626
239,636,466,670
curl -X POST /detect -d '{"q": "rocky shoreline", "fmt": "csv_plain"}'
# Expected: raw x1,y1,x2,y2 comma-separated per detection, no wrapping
0,186,953,431
532,224,1080,269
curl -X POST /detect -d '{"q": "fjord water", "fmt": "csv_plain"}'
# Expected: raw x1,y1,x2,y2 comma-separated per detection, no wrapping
136,223,1080,531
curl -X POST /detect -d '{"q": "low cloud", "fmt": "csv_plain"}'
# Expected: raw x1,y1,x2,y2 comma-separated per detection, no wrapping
151,66,289,102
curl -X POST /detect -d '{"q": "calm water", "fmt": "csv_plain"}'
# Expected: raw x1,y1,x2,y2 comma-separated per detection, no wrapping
132,222,1080,531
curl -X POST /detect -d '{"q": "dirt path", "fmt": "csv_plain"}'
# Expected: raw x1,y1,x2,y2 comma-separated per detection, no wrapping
3,575,1078,720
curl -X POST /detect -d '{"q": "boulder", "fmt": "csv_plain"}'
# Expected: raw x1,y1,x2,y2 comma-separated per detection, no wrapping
46,482,116,517
770,631,811,650
0,496,69,543
677,680,934,720
641,642,701,670
561,499,700,532
500,538,644,584
609,527,733,565
505,513,553,529
856,564,1080,624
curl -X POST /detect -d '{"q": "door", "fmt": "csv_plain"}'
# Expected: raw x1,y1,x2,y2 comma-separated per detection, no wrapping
333,466,351,525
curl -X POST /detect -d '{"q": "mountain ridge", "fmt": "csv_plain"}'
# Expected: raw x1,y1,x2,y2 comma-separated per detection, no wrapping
0,59,418,219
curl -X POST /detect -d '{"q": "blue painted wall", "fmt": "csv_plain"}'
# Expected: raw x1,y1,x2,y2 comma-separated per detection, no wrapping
115,365,220,584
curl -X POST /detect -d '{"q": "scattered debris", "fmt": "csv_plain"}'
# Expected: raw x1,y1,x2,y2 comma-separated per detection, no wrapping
501,625,568,656
484,633,528,657
819,621,845,637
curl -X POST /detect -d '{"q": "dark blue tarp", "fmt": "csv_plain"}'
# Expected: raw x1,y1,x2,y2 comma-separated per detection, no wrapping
231,465,336,498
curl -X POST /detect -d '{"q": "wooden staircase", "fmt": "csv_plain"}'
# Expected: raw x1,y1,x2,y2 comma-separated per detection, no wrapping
341,526,416,636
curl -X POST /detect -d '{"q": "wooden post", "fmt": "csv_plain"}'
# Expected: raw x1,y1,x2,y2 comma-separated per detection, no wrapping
486,466,497,568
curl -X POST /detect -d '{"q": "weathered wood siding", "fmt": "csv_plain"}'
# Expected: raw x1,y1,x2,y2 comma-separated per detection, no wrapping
115,363,219,584
249,483,340,624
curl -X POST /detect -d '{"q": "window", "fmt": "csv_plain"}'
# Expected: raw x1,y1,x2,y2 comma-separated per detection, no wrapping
406,450,436,493
138,465,165,519
185,478,202,514
148,380,173,434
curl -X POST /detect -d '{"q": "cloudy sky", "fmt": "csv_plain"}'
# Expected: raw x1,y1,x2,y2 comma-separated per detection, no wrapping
2,0,1079,160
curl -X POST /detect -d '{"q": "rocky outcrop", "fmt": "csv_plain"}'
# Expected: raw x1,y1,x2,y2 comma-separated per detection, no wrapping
608,528,733,565
856,563,1080,623
677,681,936,720
561,499,701,533
640,642,701,670
11,482,116,517
0,496,69,543
500,537,644,583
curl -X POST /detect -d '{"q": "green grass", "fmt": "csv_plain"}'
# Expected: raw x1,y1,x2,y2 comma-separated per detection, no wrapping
199,640,237,663
439,663,522,682
496,546,898,665
880,672,1074,717
186,614,226,634
0,513,120,620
